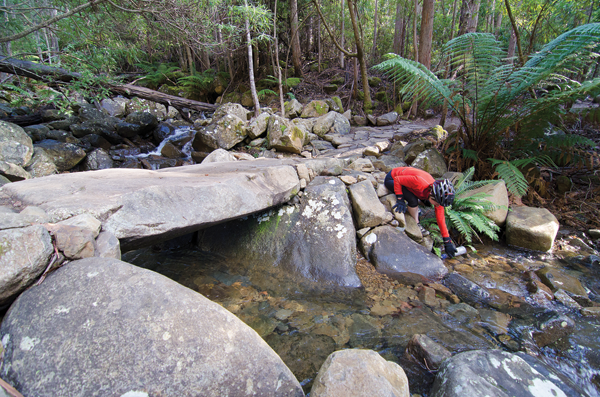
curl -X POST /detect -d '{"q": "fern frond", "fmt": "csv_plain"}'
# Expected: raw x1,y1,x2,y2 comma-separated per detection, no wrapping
488,159,529,197
446,210,474,243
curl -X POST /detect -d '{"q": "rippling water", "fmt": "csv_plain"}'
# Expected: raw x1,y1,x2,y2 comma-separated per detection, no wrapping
123,235,600,396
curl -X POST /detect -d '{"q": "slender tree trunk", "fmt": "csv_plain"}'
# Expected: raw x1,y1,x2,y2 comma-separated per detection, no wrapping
371,0,379,60
274,0,285,113
290,0,303,76
458,0,481,35
418,0,434,70
507,28,516,63
504,0,525,65
317,0,322,72
410,0,419,117
340,0,345,68
244,0,261,117
347,0,372,112
393,1,403,54
450,0,459,40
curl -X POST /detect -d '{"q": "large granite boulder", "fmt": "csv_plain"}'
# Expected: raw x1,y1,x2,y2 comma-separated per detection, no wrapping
198,176,360,289
0,257,304,397
33,139,86,172
0,225,53,307
310,349,409,397
430,350,585,397
0,121,33,167
300,100,329,118
410,148,448,178
313,112,351,137
193,113,248,150
212,102,249,122
361,226,448,284
506,206,559,252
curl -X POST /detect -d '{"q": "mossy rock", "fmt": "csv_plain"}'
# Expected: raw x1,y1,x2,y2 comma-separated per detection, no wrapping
427,125,447,140
326,96,344,113
368,77,382,87
324,84,338,94
402,101,412,112
158,85,187,97
241,91,254,107
357,91,365,100
221,92,242,104
394,103,404,117
330,76,345,85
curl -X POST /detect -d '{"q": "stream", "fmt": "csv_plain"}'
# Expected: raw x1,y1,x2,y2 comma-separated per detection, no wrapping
122,226,600,396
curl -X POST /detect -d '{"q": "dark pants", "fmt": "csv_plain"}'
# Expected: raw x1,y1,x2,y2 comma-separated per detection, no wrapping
385,171,420,207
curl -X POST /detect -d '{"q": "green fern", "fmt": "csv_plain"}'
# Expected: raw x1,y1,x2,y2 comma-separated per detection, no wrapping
257,89,277,99
422,167,502,245
137,63,181,89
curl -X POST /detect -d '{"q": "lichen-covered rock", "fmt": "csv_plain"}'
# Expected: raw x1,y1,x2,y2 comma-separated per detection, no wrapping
0,257,304,397
267,114,305,154
310,349,409,397
348,180,387,229
430,350,584,397
193,114,248,150
212,102,249,122
248,112,271,139
410,148,448,178
301,100,329,118
33,140,86,172
313,112,351,137
284,98,303,118
0,121,33,167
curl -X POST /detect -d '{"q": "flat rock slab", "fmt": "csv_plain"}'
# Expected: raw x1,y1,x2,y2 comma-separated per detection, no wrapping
0,159,300,251
0,257,304,397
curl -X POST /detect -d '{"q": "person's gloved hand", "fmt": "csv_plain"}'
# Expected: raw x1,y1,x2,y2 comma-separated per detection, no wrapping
392,195,407,214
443,237,458,258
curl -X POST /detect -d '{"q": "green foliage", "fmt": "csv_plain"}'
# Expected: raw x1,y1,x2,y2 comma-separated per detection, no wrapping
263,75,301,89
422,167,502,245
257,89,277,99
137,63,182,90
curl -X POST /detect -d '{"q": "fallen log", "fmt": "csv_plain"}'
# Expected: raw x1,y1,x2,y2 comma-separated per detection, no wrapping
0,56,218,113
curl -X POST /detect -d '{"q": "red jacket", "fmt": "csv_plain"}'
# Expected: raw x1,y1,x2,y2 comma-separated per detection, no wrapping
390,167,450,238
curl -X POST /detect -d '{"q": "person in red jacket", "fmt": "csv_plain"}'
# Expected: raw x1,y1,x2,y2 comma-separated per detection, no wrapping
384,167,458,257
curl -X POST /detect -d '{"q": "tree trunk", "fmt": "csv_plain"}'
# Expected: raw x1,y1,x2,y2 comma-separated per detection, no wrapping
317,0,322,72
413,0,419,61
0,55,217,112
458,0,481,35
450,0,459,40
507,28,516,63
418,0,435,70
393,1,403,54
371,0,379,60
244,0,261,118
340,0,345,68
290,0,303,76
347,0,372,112
504,0,525,65
274,0,285,113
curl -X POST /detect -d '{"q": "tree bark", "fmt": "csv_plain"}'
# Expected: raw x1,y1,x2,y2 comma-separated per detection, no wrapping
244,0,261,118
418,0,435,70
273,0,285,113
504,0,525,65
371,0,379,60
347,0,373,112
340,0,345,68
393,1,403,54
458,0,481,36
290,0,303,76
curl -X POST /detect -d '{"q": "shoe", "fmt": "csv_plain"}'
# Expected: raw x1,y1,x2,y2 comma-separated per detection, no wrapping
418,223,430,236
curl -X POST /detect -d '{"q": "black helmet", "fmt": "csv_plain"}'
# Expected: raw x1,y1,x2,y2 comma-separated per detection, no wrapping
432,179,455,207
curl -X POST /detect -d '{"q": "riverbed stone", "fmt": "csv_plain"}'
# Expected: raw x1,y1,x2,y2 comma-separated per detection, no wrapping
506,206,559,252
532,313,576,347
365,225,448,284
310,349,409,397
404,334,452,370
0,257,304,397
94,230,121,259
0,161,30,181
430,350,585,397
442,273,491,308
348,180,387,228
33,139,86,172
82,148,113,170
0,225,53,307
0,121,33,167
535,267,587,297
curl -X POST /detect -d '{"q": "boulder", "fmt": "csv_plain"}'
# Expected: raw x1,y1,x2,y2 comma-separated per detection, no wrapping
94,230,121,259
371,155,407,173
410,148,448,178
198,176,360,289
310,349,409,397
0,257,304,397
403,139,433,164
363,226,448,284
248,112,271,139
25,148,58,178
99,96,128,117
325,97,343,113
376,112,399,126
300,100,329,118
506,206,559,252
126,99,169,121
284,99,303,118
267,114,305,154
313,112,351,137
33,140,86,172
212,102,249,122
532,313,575,347
0,161,30,181
0,225,53,307
0,121,34,167
458,180,508,226
404,334,452,370
201,148,238,163
347,180,388,228
430,350,584,397
82,148,113,171
193,114,248,150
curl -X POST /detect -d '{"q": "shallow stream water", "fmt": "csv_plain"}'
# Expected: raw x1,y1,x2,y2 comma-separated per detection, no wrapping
123,232,600,396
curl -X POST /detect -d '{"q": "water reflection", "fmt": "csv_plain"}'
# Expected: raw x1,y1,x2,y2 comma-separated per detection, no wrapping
123,238,600,396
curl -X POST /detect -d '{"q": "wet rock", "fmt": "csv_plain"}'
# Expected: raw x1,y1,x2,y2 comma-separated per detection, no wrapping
115,121,143,138
124,110,160,132
0,225,53,307
430,350,585,397
535,267,588,296
446,303,480,324
410,148,448,178
365,226,447,284
478,309,511,335
404,334,452,370
506,206,559,252
581,307,600,317
78,133,112,151
442,273,491,307
33,139,86,172
310,349,409,397
82,148,113,170
301,100,329,118
348,180,388,228
23,124,50,141
532,313,575,347
0,257,304,397
553,289,582,310
0,121,34,167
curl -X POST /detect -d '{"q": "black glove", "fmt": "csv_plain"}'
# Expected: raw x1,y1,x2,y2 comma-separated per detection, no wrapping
392,195,407,214
443,237,458,258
